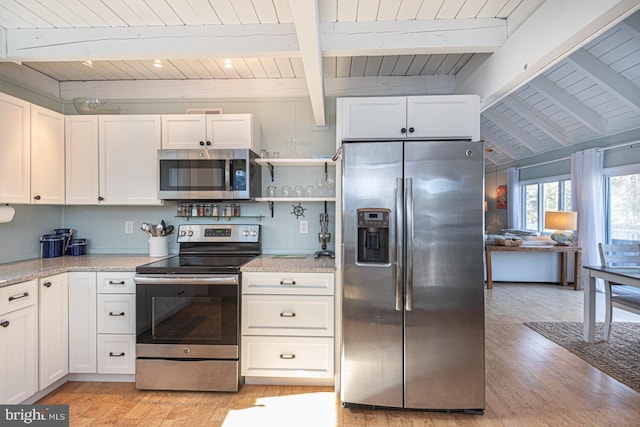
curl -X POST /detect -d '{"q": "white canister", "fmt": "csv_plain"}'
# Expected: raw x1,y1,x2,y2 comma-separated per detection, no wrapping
148,235,169,257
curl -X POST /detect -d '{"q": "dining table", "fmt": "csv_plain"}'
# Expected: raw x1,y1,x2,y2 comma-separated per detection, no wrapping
582,265,640,342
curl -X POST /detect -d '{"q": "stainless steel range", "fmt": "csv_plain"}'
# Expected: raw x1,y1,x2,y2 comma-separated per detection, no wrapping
134,223,260,392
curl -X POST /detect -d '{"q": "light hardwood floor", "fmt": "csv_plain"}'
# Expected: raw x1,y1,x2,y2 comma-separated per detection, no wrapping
38,283,640,426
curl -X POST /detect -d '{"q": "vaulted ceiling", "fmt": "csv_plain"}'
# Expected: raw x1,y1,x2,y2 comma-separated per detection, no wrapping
1,0,639,166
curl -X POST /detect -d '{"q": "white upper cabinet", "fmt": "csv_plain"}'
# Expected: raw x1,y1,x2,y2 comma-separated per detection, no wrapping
339,97,407,140
65,116,100,205
31,105,65,204
0,92,31,203
66,115,162,205
339,95,480,141
161,114,208,149
162,113,259,151
99,115,162,205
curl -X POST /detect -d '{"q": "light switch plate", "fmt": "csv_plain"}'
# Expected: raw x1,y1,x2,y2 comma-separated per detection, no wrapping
125,221,134,234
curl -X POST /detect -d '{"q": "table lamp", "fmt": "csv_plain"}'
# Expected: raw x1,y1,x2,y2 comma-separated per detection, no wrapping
545,211,578,246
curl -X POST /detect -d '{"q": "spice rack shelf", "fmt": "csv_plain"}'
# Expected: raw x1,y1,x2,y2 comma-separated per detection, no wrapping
175,215,264,221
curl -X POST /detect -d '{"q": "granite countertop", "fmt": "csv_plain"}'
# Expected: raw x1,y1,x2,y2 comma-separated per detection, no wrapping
241,254,336,273
0,254,168,288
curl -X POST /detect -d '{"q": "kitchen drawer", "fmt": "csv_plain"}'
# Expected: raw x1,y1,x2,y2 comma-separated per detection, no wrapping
242,295,334,336
97,334,135,374
242,272,334,295
0,279,37,315
97,272,136,294
241,336,333,378
97,294,136,334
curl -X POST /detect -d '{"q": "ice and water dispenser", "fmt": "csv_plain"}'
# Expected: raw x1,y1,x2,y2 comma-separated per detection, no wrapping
357,208,390,264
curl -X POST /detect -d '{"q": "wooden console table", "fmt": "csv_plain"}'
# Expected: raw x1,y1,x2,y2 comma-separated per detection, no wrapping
485,244,582,290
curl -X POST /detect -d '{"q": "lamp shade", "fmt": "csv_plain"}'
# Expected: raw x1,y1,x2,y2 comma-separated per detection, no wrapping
545,211,577,230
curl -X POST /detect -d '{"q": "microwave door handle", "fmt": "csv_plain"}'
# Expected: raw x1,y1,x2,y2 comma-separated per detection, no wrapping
224,159,232,191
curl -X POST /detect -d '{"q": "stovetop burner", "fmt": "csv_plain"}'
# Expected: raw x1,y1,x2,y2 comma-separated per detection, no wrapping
136,254,258,274
136,224,261,275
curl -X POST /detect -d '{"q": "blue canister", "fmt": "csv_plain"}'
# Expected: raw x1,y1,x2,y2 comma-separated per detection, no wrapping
40,234,65,258
67,239,87,256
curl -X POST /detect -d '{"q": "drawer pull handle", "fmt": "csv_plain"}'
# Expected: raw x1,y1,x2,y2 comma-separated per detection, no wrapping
43,281,52,288
8,292,29,302
280,312,296,318
109,352,125,357
108,280,126,285
279,279,296,286
279,354,296,360
109,312,125,316
1,320,9,328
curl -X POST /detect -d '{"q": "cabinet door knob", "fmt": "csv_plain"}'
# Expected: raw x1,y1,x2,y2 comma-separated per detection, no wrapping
98,196,104,201
43,281,52,288
199,141,205,146
109,352,125,357
408,127,415,133
401,128,407,134
33,195,41,200
0,320,9,328
206,141,211,146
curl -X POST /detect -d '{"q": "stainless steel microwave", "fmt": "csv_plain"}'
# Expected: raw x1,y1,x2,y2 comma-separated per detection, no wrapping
158,149,261,200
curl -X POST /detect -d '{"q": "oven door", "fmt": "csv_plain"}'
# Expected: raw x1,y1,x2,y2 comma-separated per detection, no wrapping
135,275,239,359
158,149,250,200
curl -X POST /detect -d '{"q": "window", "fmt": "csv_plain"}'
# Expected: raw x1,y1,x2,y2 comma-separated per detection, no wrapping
521,177,572,233
605,171,640,244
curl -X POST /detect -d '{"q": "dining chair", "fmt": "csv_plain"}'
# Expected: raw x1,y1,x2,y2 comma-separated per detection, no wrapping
597,243,640,340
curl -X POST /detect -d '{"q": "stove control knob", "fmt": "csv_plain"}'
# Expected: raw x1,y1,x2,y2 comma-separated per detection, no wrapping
188,230,194,237
242,230,250,236
250,230,258,236
179,230,187,237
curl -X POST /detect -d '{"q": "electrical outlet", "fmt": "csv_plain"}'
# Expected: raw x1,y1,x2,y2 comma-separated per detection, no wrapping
299,220,309,234
125,221,134,234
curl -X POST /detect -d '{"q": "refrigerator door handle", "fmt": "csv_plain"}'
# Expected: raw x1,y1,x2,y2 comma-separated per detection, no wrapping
406,177,414,311
395,177,403,311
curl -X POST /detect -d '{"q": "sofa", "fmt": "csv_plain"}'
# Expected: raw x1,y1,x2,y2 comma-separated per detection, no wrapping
484,229,576,283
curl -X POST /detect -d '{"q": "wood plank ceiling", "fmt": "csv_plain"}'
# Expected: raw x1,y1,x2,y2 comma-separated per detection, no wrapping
1,0,640,166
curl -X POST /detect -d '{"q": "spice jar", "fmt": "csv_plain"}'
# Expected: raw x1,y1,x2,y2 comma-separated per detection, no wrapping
225,204,233,217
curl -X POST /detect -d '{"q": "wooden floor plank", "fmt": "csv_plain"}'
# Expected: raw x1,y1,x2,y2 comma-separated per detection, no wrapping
38,283,640,426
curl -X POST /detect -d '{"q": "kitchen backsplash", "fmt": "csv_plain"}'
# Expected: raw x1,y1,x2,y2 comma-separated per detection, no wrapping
0,202,335,264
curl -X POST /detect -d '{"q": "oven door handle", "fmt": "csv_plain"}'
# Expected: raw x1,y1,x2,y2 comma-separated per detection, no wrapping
133,275,239,285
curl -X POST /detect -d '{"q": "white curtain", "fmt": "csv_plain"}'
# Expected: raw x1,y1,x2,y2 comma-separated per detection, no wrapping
507,167,521,229
571,148,604,291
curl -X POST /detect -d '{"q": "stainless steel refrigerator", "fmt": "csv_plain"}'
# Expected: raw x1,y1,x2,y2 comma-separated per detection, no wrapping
340,140,485,412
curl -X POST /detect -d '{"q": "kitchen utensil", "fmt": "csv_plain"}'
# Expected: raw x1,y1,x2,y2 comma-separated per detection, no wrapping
155,222,164,237
164,225,175,235
141,222,152,235
64,228,75,253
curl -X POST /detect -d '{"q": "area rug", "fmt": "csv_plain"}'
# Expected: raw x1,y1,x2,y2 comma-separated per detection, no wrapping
525,322,640,392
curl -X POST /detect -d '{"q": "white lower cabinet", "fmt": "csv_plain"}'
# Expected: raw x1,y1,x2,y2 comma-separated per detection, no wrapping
97,334,136,374
68,272,97,373
38,273,69,390
241,272,334,383
68,272,136,375
0,280,38,404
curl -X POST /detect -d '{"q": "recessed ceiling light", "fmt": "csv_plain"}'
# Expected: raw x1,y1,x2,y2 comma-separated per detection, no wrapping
153,59,163,68
224,58,233,69
82,60,93,68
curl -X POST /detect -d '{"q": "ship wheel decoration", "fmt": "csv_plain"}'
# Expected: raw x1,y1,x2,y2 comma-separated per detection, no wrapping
291,203,306,219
